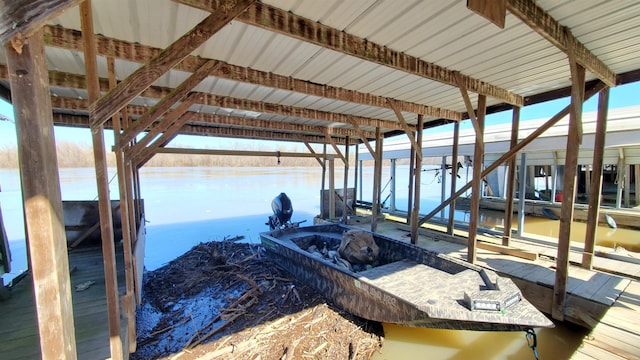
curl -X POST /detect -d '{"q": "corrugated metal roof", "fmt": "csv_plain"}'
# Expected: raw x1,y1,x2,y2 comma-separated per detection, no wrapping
0,0,638,146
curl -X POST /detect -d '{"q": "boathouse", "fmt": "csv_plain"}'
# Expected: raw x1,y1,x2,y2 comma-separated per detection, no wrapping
0,1,639,359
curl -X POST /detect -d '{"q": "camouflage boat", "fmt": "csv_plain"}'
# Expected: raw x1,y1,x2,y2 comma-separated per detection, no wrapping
260,223,554,331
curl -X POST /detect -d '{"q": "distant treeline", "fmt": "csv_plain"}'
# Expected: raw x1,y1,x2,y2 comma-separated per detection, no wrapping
0,142,347,168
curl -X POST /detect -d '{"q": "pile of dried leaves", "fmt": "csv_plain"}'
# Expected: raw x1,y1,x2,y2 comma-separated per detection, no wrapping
131,239,383,359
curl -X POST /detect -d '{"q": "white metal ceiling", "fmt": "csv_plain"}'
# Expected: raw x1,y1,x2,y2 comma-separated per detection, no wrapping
1,0,638,142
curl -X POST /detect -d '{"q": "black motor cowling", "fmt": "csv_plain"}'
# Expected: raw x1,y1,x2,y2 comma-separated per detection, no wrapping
267,192,293,230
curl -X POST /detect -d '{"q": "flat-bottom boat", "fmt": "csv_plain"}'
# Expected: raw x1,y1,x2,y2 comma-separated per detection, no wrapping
260,223,554,331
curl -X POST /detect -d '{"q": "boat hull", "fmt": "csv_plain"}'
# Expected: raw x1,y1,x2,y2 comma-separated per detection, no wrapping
260,224,553,331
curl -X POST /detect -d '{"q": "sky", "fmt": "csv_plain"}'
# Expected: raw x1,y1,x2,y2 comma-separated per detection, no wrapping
0,81,639,151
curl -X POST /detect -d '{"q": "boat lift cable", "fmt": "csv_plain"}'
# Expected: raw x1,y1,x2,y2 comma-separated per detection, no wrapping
525,328,539,360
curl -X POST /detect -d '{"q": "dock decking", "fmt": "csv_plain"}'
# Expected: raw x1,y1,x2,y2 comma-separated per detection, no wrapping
359,217,640,359
0,244,126,359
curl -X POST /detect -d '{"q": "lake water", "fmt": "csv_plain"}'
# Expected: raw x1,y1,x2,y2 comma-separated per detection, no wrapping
1,165,632,358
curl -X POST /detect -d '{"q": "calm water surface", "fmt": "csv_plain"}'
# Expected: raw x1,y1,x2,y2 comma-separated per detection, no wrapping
1,166,634,358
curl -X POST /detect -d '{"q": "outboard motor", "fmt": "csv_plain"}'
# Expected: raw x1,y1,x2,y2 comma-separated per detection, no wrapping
267,192,305,230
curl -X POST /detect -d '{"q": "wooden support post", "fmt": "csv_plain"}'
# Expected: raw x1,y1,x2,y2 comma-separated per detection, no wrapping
389,159,397,212
107,56,137,352
635,165,640,206
583,87,609,269
407,144,415,225
371,128,382,232
616,151,624,209
354,144,359,208
517,154,526,236
418,81,605,226
80,2,122,357
342,137,349,224
321,144,327,217
329,159,335,220
553,58,586,322
410,114,424,244
468,95,486,264
440,156,447,218
447,121,460,235
5,27,78,360
503,106,520,245
624,164,631,207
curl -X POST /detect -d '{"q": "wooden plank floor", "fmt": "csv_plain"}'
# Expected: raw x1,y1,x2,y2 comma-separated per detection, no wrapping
366,218,640,359
571,280,640,359
0,244,126,359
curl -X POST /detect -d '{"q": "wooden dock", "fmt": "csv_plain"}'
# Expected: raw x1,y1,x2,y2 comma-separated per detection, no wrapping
571,280,640,359
0,245,126,359
358,217,640,359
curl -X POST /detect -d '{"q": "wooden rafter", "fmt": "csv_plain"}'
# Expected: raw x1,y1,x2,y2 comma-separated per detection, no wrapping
0,0,83,45
386,98,421,161
0,64,404,132
455,72,484,150
49,95,375,139
303,142,324,167
89,0,254,127
117,60,219,149
347,117,376,158
227,2,522,106
134,113,192,167
324,132,347,165
42,25,462,121
126,92,203,160
506,0,615,86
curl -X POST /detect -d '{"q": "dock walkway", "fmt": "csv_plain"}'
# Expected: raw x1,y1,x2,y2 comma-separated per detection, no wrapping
361,218,640,359
0,245,126,359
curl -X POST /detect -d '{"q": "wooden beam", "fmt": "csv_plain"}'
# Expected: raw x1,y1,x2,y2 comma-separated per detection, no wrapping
126,92,203,161
567,30,584,144
387,98,421,161
553,62,585,322
80,2,123,358
229,1,523,106
456,72,484,152
155,147,325,158
447,121,460,235
5,27,77,359
303,142,324,167
0,0,82,45
467,95,486,264
134,113,193,167
502,106,520,246
371,128,383,232
89,0,254,127
583,87,609,269
410,114,424,244
325,132,347,165
107,56,137,353
0,64,403,133
117,60,219,149
42,25,462,122
48,95,376,139
419,80,606,226
506,0,616,86
342,137,350,224
467,0,507,28
347,117,376,157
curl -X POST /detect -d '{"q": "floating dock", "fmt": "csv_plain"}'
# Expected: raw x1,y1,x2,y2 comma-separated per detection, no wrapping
352,215,640,358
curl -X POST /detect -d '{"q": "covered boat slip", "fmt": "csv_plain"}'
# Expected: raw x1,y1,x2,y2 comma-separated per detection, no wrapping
1,0,640,359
